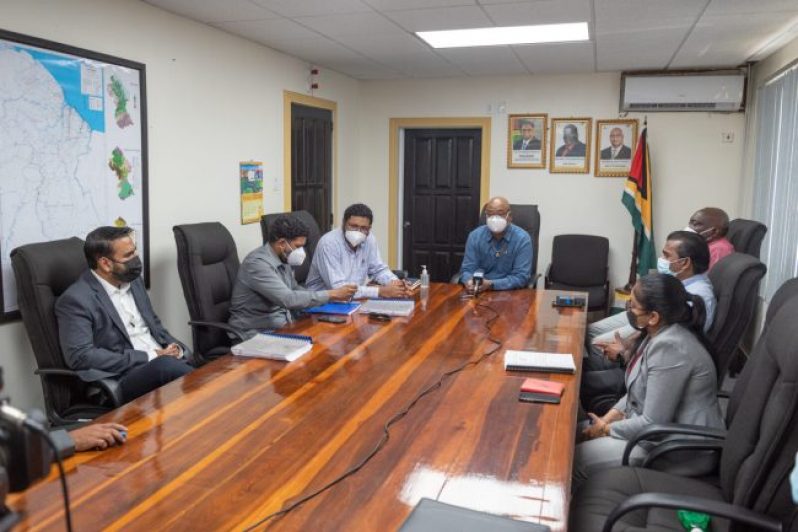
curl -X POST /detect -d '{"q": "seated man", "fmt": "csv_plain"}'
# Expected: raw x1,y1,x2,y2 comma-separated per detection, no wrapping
458,196,532,292
306,203,411,299
56,226,193,404
228,214,356,338
687,207,734,269
581,230,716,413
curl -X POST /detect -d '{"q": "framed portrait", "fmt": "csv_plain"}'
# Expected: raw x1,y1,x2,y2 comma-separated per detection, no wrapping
549,117,592,174
594,119,638,177
507,113,547,169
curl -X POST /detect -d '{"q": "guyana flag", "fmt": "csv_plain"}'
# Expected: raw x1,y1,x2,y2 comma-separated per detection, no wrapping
622,127,656,278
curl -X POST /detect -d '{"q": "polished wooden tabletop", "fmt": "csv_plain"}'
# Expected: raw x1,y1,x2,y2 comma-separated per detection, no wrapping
9,283,586,531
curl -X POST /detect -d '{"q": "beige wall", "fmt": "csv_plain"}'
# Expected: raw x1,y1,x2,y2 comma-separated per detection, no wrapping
355,74,746,290
0,0,360,410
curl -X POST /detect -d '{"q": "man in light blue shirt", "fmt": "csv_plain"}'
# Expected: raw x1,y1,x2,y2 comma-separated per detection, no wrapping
306,203,411,299
458,196,533,292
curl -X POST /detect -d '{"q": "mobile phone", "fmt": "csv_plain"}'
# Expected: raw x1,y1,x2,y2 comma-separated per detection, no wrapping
317,315,347,324
368,313,392,322
404,277,421,290
553,295,586,308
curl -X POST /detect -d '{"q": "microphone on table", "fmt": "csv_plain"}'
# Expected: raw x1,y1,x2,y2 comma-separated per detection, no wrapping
473,270,485,296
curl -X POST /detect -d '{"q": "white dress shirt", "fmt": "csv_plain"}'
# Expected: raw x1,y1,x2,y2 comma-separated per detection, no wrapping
91,271,176,361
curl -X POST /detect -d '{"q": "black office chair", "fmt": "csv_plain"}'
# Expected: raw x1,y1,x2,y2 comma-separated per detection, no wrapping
174,222,244,365
260,210,320,285
726,218,767,259
706,252,766,380
570,294,798,531
545,234,609,314
451,204,541,286
11,238,122,426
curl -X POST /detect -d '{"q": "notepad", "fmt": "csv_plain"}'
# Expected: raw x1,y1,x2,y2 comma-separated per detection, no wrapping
400,498,550,531
231,332,313,361
305,302,361,315
519,378,565,404
503,350,575,374
359,298,415,317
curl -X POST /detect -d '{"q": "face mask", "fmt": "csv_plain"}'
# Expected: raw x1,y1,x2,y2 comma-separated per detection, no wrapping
791,454,798,503
284,242,306,267
626,309,648,331
345,230,366,247
657,257,685,276
111,255,142,283
683,226,696,233
486,215,508,234
685,225,713,239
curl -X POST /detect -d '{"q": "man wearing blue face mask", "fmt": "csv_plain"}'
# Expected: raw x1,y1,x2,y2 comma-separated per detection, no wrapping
306,203,411,299
457,196,532,292
228,214,356,339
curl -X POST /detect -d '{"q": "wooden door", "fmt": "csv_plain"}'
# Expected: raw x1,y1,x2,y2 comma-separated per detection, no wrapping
402,129,482,282
291,103,332,231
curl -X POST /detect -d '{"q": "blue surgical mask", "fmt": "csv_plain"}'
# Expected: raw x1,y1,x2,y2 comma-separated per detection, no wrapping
657,256,686,276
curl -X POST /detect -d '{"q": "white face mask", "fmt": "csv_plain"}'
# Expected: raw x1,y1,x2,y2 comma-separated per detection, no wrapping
345,230,367,247
683,226,696,233
486,215,508,234
284,242,306,267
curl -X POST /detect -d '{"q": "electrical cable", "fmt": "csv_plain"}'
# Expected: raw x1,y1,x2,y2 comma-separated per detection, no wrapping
243,300,503,531
26,422,73,532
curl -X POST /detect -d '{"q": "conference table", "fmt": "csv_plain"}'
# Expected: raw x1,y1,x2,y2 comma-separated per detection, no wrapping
9,283,586,531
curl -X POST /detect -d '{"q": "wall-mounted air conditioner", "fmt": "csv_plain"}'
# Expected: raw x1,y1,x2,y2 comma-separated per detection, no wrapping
620,70,746,112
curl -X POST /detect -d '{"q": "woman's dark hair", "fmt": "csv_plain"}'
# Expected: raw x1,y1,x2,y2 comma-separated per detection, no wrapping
667,230,710,274
267,214,309,243
634,272,714,355
343,203,373,225
85,226,134,269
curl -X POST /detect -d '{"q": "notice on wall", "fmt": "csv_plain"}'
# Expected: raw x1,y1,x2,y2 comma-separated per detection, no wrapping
240,161,264,224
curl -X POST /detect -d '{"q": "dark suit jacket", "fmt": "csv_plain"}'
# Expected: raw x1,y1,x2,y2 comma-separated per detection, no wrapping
55,270,191,381
513,137,541,150
556,141,586,157
600,145,632,160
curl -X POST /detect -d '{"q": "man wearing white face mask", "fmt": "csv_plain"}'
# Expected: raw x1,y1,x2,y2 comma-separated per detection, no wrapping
228,214,356,339
306,203,410,299
458,196,532,292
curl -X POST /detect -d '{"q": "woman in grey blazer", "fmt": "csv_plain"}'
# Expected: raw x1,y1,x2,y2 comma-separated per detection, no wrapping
572,273,724,489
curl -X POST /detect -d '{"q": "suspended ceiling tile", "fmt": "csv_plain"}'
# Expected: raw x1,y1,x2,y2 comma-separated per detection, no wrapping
595,0,704,35
384,6,493,32
704,0,798,16
212,17,323,43
250,0,372,18
364,0,477,10
333,33,433,57
596,27,690,71
482,0,592,26
294,12,406,37
435,46,529,75
143,0,280,23
513,41,595,73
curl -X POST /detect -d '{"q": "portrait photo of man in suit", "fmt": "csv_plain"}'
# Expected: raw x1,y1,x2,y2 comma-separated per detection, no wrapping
556,124,587,158
508,114,546,168
513,120,541,151
595,119,638,177
600,127,632,160
550,117,591,173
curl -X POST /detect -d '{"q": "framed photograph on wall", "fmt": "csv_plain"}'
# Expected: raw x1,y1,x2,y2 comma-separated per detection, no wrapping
595,119,638,177
507,113,547,169
550,117,591,174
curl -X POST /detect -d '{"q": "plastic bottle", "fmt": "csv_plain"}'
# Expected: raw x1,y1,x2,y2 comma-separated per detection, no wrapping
420,265,430,302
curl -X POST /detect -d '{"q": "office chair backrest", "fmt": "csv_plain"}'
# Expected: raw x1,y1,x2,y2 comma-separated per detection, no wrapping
719,295,798,521
706,252,767,379
10,237,88,416
727,218,767,259
549,234,609,287
260,210,321,284
479,204,541,279
173,222,240,361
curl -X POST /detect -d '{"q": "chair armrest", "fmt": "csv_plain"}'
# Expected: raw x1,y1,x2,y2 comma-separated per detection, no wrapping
93,378,124,407
34,368,83,378
641,438,725,469
622,423,727,465
450,272,462,284
528,273,541,289
188,320,246,343
602,492,782,532
544,263,552,288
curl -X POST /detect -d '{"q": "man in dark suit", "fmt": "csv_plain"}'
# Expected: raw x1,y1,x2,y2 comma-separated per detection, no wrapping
55,226,193,403
600,127,632,160
555,124,586,157
512,119,541,150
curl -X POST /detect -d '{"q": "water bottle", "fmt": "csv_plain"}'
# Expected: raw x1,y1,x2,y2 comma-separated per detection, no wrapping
420,265,430,301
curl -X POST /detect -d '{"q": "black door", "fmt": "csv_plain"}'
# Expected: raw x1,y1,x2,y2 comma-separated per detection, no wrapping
403,128,482,282
291,103,332,231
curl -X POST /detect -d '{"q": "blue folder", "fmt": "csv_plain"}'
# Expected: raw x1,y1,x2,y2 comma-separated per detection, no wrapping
305,302,361,315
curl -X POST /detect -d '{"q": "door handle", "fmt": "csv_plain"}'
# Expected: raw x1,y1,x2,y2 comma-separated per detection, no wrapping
404,221,411,229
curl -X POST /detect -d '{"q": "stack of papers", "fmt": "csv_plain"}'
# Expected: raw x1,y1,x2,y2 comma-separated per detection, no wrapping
359,299,415,317
232,333,313,362
519,378,565,404
503,350,575,374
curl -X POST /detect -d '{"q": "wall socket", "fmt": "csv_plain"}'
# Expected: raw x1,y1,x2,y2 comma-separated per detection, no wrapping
721,132,734,143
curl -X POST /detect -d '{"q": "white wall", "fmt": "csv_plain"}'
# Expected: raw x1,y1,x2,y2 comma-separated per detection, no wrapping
355,74,746,290
0,0,360,410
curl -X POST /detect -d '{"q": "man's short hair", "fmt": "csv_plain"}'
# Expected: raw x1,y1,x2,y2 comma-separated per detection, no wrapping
520,120,534,129
564,125,578,138
343,203,373,224
85,226,134,269
268,214,309,243
667,230,710,274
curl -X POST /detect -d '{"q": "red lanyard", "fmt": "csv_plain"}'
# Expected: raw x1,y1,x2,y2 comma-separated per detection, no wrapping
626,342,646,375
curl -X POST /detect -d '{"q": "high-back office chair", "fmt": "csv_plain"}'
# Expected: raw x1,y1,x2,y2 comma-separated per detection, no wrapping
260,210,320,285
726,218,767,259
173,222,244,364
570,294,798,531
11,237,122,426
545,234,610,314
706,252,767,380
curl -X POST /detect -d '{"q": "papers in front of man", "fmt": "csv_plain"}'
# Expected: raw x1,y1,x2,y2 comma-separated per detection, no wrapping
231,332,313,362
359,298,415,317
503,350,576,374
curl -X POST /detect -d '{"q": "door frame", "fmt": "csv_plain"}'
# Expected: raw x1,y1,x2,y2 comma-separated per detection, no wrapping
388,117,491,268
283,91,338,219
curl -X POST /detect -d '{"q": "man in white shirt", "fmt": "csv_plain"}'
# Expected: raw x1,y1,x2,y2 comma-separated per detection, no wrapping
306,203,411,299
55,226,192,403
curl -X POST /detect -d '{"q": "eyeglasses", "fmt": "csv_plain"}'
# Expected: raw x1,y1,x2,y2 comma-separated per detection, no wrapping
345,224,370,235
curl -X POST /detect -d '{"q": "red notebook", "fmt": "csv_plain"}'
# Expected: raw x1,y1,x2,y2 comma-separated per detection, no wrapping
519,378,564,404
